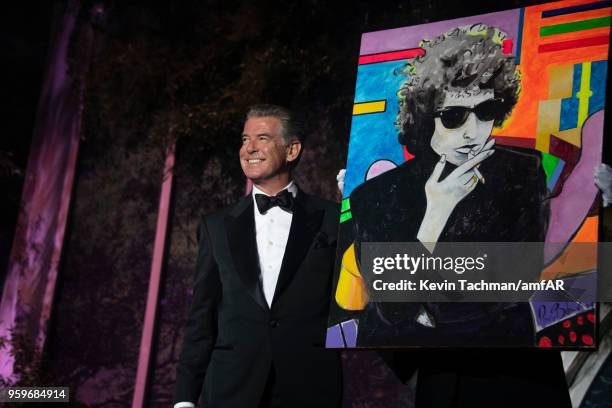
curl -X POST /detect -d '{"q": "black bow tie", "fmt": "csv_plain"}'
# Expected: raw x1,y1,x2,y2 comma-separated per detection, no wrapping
255,190,294,214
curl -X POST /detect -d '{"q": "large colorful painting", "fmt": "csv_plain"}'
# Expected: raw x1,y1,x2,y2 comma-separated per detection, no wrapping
327,0,609,349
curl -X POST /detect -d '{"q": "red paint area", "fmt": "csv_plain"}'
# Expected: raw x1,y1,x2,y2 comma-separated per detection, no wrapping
402,146,415,162
491,135,536,149
582,335,594,346
539,336,553,347
359,48,426,65
538,35,610,53
549,135,581,197
537,310,596,348
502,39,513,55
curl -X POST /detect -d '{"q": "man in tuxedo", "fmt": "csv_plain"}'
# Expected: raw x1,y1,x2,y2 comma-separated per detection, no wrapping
173,104,342,408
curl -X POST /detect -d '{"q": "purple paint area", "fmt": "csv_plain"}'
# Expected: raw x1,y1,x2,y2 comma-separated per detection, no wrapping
531,271,596,329
360,9,520,56
563,271,597,303
341,319,358,347
326,319,359,348
326,324,345,348
545,110,604,262
532,301,595,330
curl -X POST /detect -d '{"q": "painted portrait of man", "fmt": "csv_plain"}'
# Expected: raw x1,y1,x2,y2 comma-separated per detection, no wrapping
328,1,608,349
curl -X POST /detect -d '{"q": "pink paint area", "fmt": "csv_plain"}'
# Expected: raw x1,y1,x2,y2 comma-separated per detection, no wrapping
366,160,397,180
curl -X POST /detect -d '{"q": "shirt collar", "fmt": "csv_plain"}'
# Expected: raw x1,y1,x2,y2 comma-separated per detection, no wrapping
252,180,298,199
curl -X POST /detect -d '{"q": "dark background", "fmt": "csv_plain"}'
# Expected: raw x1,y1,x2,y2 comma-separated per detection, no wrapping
3,0,610,407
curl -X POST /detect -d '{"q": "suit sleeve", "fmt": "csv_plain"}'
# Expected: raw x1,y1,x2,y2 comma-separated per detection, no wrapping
174,218,221,404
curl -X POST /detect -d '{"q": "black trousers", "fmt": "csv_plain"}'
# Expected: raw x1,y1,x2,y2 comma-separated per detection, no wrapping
258,364,282,408
415,350,572,408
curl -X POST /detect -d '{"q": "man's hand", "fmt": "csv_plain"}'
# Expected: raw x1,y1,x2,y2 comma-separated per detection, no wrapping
594,163,612,207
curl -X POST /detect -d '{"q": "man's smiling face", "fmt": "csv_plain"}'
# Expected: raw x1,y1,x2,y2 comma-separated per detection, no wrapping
240,116,297,188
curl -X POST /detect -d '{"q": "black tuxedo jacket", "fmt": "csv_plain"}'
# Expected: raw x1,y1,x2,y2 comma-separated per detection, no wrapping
174,190,342,408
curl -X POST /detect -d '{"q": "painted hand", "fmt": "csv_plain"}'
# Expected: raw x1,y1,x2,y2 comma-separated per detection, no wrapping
417,139,495,251
425,138,495,214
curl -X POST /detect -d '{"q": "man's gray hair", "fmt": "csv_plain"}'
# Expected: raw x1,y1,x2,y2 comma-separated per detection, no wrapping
246,104,303,144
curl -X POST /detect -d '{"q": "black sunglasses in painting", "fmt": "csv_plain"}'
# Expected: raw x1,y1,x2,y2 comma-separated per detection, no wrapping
434,98,505,129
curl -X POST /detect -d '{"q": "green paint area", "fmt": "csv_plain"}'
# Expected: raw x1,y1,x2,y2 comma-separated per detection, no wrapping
540,16,611,37
341,198,351,213
542,152,560,183
340,211,352,223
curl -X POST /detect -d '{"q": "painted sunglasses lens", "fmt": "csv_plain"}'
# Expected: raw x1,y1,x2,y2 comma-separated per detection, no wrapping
435,98,505,129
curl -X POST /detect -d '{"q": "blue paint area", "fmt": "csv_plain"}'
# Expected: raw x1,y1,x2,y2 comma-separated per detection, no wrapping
340,319,358,347
547,159,565,190
560,98,579,131
325,324,345,348
559,63,581,131
588,60,608,116
532,301,595,329
325,319,359,347
541,0,612,18
559,61,607,131
345,61,407,197
516,8,525,65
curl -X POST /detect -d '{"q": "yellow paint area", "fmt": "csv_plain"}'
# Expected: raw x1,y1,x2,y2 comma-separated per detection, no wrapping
556,127,581,147
335,243,368,310
536,99,561,152
577,61,593,128
548,64,574,99
353,100,386,116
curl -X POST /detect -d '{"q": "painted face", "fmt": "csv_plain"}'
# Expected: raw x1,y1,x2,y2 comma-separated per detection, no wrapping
239,116,299,185
430,89,498,166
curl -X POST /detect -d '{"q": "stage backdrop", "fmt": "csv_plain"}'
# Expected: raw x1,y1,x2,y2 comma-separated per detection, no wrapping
327,0,609,349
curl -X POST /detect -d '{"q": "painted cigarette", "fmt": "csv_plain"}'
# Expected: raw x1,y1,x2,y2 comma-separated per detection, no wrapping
474,167,485,184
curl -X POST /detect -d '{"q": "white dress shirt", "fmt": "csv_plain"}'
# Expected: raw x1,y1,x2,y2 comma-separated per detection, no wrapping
252,181,297,306
173,181,296,408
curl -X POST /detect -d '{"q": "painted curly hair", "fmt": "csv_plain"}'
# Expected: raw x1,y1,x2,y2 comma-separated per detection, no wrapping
396,24,521,154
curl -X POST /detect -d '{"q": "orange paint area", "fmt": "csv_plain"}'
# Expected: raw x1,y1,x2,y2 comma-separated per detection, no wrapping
494,0,610,151
540,216,599,279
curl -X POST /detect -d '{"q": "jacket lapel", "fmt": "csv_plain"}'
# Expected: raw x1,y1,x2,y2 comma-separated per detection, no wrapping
225,196,269,311
272,190,324,305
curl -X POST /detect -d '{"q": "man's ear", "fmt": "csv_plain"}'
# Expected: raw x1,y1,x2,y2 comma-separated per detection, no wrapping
286,140,302,163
